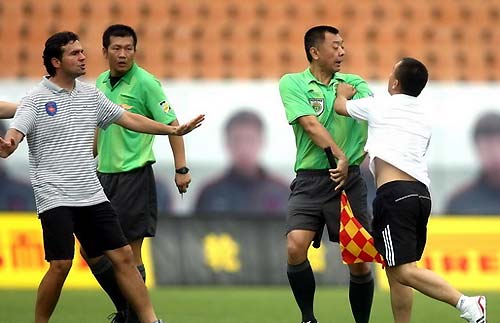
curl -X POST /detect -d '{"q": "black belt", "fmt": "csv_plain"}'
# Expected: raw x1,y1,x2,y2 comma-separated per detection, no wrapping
296,165,360,176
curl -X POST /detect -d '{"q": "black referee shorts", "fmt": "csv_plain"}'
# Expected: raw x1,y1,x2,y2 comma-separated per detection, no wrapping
39,202,128,261
287,166,370,243
372,180,431,267
98,164,158,242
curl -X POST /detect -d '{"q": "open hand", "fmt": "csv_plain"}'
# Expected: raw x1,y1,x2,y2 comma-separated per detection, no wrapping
173,114,205,136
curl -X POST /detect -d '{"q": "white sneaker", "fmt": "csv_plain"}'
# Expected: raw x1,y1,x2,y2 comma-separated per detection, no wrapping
460,296,486,323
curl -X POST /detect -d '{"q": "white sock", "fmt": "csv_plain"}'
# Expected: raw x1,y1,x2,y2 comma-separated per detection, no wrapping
456,294,468,311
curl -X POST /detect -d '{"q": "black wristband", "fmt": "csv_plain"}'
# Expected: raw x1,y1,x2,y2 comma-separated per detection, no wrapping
175,166,190,174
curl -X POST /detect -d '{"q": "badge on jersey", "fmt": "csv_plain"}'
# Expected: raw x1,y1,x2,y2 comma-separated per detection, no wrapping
45,101,57,116
309,98,324,116
159,100,170,113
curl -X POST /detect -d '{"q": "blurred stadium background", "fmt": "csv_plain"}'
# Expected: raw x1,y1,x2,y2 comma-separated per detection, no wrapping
1,0,500,322
2,0,499,80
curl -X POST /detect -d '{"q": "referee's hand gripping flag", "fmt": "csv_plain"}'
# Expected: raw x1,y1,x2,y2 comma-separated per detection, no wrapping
324,147,385,266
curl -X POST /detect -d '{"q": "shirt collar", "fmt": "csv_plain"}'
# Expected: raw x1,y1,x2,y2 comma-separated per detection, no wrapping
304,68,346,87
41,76,81,94
101,63,138,86
393,93,418,100
227,166,267,181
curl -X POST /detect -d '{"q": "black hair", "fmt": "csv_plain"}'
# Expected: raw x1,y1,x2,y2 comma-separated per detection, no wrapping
474,112,500,141
43,31,80,77
304,25,340,62
395,57,429,97
225,110,263,135
102,24,137,49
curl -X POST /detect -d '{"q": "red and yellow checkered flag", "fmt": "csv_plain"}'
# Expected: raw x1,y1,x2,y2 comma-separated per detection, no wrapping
339,191,385,266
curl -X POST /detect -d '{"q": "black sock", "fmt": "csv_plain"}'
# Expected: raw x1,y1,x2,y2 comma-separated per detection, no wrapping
89,256,127,313
349,272,374,323
126,264,147,323
287,260,317,323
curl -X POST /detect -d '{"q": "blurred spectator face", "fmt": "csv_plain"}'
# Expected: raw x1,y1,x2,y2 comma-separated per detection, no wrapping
476,134,500,183
226,123,263,171
473,112,500,184
104,36,136,76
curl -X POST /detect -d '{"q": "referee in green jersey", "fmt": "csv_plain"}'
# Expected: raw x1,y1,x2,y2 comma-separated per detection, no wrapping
279,26,374,323
82,25,191,323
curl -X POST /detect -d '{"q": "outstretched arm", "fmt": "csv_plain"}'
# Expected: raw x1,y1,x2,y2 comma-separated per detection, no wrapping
114,111,205,136
0,128,24,158
0,101,18,119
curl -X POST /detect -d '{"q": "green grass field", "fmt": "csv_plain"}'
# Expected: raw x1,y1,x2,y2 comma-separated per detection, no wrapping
0,286,496,323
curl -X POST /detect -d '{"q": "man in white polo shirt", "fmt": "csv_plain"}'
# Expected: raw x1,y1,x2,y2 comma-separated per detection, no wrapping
333,57,486,323
0,31,203,323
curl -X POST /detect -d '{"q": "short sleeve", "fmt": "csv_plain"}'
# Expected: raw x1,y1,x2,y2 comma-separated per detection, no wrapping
346,97,374,121
343,75,373,100
279,74,316,124
10,95,38,136
144,78,177,125
95,89,124,129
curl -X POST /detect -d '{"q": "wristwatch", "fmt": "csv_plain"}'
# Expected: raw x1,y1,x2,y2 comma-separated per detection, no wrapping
175,166,190,174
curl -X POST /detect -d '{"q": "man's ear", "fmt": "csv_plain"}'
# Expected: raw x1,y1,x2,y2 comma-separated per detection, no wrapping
310,47,320,61
391,79,399,90
51,57,61,70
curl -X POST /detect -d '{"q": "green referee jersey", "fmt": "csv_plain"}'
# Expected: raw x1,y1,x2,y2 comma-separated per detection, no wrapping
96,63,177,173
279,68,372,171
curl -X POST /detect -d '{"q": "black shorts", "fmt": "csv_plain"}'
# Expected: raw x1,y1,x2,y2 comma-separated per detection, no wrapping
39,202,128,261
372,181,431,267
287,166,370,243
98,164,158,242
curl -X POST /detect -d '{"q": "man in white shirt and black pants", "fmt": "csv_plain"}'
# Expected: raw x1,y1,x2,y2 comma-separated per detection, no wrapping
333,57,487,323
